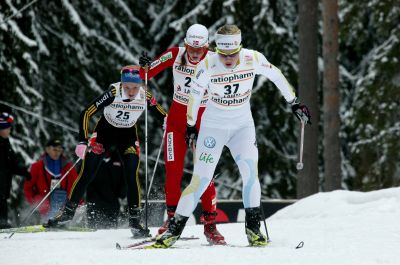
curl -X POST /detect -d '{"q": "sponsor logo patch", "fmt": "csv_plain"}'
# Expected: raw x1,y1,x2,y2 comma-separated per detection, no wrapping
188,34,205,39
199,152,214,164
96,93,109,107
261,63,272,68
160,52,173,62
204,136,216,148
191,88,201,95
175,64,194,75
150,59,161,69
167,132,174,161
196,69,204,79
245,55,253,65
211,72,254,83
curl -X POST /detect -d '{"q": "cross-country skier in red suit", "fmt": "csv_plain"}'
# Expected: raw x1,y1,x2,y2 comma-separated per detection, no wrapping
139,24,225,245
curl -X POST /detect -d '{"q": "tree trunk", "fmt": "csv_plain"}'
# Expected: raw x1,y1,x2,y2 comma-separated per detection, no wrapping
297,0,319,199
322,0,341,191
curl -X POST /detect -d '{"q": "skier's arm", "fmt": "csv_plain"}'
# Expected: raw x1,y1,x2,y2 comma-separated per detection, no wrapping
254,51,296,103
139,47,179,80
78,86,116,142
24,165,37,204
187,59,210,126
255,52,311,123
145,90,168,121
9,149,30,179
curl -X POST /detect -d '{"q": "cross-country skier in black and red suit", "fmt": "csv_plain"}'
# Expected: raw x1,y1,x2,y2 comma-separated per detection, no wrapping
46,65,167,238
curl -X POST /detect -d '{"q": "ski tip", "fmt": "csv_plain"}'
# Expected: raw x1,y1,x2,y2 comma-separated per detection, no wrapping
116,243,122,250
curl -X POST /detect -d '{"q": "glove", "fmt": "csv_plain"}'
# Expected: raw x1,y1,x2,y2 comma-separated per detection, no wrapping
75,142,88,159
185,124,198,148
163,116,167,131
291,100,311,125
24,170,32,181
139,52,152,68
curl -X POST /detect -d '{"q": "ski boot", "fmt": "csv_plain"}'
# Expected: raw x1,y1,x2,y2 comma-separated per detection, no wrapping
245,207,268,247
129,208,151,239
45,201,77,228
147,214,188,249
157,206,176,235
203,211,226,245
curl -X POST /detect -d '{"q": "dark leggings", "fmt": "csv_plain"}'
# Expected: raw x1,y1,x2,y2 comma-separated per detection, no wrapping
69,117,141,209
69,151,140,209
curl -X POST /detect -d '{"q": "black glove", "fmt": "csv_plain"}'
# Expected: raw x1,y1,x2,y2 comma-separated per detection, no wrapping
23,169,32,181
139,52,152,68
291,100,311,125
185,124,198,148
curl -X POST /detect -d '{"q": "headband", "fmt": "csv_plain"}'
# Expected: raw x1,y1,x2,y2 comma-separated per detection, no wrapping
215,33,242,50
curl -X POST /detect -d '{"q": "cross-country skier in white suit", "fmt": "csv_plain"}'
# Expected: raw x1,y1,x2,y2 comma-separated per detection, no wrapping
149,24,311,249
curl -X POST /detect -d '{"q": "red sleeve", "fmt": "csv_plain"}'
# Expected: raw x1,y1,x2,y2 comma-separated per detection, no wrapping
139,47,180,80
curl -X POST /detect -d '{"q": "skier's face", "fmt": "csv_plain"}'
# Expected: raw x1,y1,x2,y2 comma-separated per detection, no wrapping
122,83,142,100
185,44,208,62
0,127,11,139
46,145,63,160
217,47,241,69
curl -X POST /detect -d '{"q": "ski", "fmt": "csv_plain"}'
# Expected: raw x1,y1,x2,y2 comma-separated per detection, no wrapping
0,225,96,233
224,244,268,248
116,235,199,250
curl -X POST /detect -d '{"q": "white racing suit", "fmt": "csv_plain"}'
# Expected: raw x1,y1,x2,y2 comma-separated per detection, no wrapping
176,48,296,216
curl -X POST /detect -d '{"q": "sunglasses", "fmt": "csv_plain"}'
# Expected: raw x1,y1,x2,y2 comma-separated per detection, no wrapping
121,67,140,75
216,45,242,58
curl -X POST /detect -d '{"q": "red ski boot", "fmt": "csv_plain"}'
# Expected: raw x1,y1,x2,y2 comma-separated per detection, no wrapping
158,206,176,235
203,211,226,245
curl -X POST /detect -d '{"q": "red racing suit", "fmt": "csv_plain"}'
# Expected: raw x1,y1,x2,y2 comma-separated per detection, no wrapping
140,47,216,212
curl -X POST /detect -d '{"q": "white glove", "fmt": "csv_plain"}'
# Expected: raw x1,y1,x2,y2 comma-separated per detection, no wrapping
75,142,88,159
163,116,167,130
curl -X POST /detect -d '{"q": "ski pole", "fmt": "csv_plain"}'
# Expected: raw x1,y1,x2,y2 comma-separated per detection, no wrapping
144,66,149,232
7,157,81,239
147,129,166,198
259,200,271,242
296,120,305,170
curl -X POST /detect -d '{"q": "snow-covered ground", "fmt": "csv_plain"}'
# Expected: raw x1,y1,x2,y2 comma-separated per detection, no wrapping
1,188,399,265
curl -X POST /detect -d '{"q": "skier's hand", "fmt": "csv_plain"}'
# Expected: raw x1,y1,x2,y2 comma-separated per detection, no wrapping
162,116,167,131
185,124,198,148
75,142,88,159
139,52,152,68
291,100,311,125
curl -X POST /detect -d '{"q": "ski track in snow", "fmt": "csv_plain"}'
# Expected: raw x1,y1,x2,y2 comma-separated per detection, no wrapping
1,188,399,265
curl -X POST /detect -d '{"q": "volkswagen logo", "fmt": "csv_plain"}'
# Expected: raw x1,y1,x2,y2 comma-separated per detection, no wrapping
204,136,216,148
